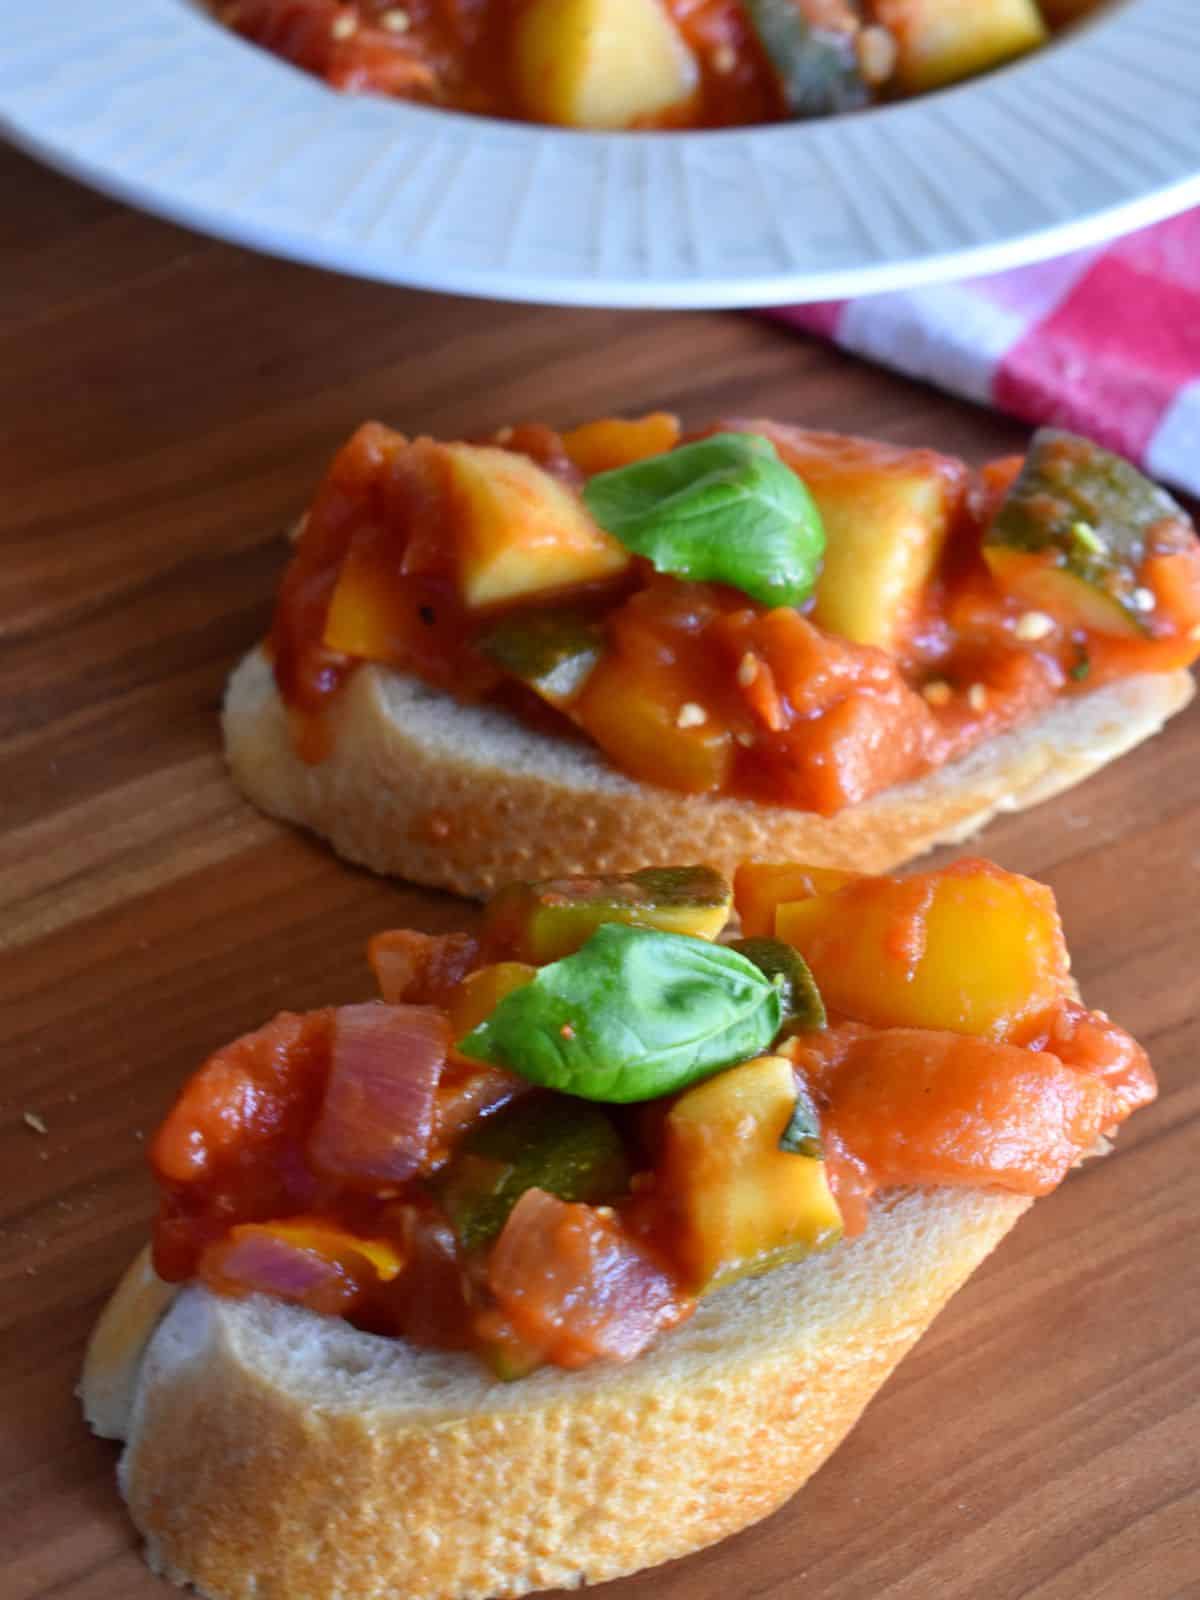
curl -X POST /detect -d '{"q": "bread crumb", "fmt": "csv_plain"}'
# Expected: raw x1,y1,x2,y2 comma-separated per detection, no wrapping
676,702,707,729
23,1111,47,1136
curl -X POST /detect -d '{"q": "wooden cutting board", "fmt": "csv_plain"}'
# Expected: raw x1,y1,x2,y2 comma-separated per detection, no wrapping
2,144,1197,1600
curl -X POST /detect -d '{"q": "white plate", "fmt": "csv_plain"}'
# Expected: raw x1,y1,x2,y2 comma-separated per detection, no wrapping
4,0,1199,308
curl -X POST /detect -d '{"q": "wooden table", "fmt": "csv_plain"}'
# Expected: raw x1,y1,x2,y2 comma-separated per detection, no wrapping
3,141,1197,1600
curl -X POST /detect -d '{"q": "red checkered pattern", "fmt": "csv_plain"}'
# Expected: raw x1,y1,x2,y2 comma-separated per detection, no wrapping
770,209,1200,497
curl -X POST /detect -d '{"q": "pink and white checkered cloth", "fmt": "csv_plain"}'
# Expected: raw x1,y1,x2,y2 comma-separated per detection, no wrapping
770,208,1200,498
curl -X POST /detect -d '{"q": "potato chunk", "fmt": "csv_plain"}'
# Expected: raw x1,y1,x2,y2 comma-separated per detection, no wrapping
874,0,1047,94
775,859,1071,1043
661,1055,843,1292
443,444,629,610
513,0,699,130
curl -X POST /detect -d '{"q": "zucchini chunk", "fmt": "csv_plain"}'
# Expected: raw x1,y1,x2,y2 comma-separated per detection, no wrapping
743,0,870,117
984,429,1186,638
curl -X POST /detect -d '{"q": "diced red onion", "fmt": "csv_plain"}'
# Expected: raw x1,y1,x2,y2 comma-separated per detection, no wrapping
206,1228,357,1316
307,1003,449,1187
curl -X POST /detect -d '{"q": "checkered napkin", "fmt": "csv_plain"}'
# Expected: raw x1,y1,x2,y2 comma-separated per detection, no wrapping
768,208,1200,498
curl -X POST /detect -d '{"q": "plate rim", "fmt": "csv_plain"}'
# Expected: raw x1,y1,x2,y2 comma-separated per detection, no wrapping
3,0,1199,307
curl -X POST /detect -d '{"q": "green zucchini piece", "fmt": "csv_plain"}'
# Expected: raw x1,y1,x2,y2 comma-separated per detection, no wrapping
779,1076,823,1159
730,937,826,1031
984,429,1185,637
484,865,733,965
436,1094,629,1253
743,0,869,118
476,609,604,708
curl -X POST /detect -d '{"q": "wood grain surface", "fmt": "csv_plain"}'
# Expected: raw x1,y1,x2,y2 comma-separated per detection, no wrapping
2,142,1197,1600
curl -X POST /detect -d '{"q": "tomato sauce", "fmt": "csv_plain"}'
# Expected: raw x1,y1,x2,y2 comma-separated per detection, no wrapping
267,419,1200,817
149,893,1155,1371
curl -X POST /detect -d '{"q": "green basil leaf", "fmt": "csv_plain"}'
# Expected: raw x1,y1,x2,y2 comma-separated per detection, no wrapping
779,1078,824,1160
730,937,826,1030
456,923,781,1103
582,432,826,609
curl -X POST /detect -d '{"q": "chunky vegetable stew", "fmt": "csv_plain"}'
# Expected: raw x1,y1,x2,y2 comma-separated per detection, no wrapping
215,0,1108,130
269,415,1200,815
150,857,1154,1374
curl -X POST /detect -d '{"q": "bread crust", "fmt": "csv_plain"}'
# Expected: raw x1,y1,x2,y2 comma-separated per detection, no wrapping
223,648,1193,898
86,1187,1030,1600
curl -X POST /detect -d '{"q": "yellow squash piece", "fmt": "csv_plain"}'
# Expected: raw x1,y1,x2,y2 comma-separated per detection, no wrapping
775,861,1071,1043
483,866,732,965
733,862,863,939
561,413,682,476
661,1054,843,1293
513,0,700,130
447,963,538,1038
443,443,630,610
575,650,734,794
751,426,966,653
874,0,1047,94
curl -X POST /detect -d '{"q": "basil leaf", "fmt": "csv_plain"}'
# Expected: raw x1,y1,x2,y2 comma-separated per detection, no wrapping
457,923,781,1103
779,1078,824,1160
582,432,826,609
730,937,825,1030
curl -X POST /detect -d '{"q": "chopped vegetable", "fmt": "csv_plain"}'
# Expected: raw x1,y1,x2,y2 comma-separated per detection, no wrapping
437,1094,629,1251
443,443,630,610
307,1003,449,1186
446,963,538,1038
743,0,869,117
819,1027,1110,1196
985,429,1187,637
512,0,699,129
874,0,1046,94
457,924,781,1102
660,1054,842,1291
367,929,480,1006
487,1189,690,1366
582,433,826,609
482,865,732,965
730,937,826,1029
749,423,967,652
476,611,604,709
775,860,1070,1043
733,861,863,938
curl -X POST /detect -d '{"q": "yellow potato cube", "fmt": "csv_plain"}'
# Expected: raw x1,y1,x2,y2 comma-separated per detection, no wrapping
775,861,1071,1043
662,1054,843,1293
443,444,630,611
875,0,1047,94
513,0,699,130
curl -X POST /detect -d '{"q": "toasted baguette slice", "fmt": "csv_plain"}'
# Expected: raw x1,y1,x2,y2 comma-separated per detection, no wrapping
84,1185,1029,1600
223,647,1193,898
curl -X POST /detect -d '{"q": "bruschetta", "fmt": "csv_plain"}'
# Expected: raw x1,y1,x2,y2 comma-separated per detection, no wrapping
83,855,1154,1600
223,417,1199,896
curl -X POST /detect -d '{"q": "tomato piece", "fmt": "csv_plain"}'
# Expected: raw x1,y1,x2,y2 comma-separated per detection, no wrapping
368,929,481,1006
821,1028,1110,1197
150,1010,334,1279
561,414,681,476
487,1190,692,1366
1044,1001,1156,1125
